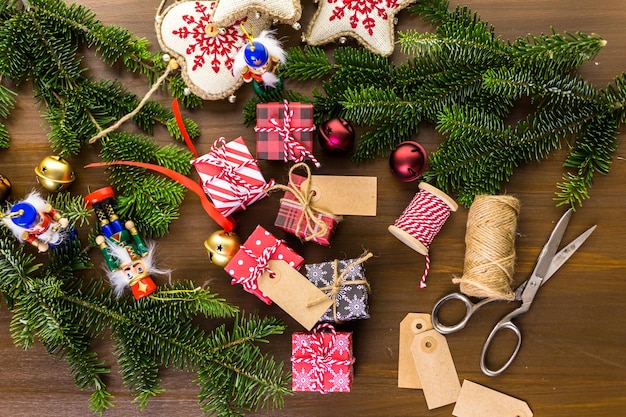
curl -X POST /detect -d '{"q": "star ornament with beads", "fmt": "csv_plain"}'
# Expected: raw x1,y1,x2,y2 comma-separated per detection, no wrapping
212,0,302,28
304,0,417,56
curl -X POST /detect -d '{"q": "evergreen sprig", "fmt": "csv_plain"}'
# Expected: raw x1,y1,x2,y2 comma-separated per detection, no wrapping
0,220,290,416
281,0,624,207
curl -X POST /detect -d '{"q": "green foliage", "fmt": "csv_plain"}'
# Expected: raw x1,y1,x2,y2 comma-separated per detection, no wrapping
0,223,289,416
0,0,199,157
97,132,193,238
280,0,624,207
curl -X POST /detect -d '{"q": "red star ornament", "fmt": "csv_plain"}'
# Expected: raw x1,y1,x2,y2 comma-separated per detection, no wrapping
156,1,271,100
304,0,417,56
212,0,302,28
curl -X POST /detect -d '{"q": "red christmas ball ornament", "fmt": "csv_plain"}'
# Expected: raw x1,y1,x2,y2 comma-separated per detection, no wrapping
389,141,427,182
318,117,355,154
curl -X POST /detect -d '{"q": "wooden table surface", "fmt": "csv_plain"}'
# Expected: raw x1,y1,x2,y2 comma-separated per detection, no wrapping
1,1,625,416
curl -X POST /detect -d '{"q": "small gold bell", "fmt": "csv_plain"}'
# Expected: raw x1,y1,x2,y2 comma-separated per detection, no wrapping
204,230,240,267
0,173,11,202
35,155,76,192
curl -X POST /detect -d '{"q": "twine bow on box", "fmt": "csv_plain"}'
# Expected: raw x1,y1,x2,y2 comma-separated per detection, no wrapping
269,162,341,242
254,100,320,167
291,323,355,394
306,252,372,323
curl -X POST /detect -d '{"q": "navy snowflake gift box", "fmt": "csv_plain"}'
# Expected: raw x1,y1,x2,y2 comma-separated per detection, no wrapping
304,252,372,324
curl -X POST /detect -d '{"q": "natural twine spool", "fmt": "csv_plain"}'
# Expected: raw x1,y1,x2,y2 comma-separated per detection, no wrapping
453,195,520,300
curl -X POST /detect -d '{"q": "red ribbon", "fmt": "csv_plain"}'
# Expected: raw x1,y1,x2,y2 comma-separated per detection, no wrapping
254,100,320,167
172,98,199,158
84,161,236,232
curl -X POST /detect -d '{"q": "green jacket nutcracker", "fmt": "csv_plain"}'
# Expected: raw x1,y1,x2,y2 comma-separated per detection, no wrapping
85,187,168,300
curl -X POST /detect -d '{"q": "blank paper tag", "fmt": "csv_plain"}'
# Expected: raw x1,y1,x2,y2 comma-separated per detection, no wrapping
453,380,533,417
410,329,461,410
258,260,333,331
303,175,377,216
398,313,433,389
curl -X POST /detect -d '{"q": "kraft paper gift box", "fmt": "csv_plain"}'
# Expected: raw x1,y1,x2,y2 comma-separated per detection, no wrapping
224,225,304,305
192,136,272,217
291,323,355,393
304,254,372,323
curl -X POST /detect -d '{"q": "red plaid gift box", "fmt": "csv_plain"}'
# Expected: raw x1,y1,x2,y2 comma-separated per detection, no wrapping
274,173,340,246
192,137,273,217
255,100,320,167
291,323,355,393
224,225,304,304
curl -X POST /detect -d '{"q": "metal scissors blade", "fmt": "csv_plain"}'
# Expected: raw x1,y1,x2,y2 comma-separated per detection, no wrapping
513,210,596,301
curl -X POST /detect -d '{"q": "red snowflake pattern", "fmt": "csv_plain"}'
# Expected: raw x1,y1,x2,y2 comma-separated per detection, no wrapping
171,2,246,73
328,0,400,36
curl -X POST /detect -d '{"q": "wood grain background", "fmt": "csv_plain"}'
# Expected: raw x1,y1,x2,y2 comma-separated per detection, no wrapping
0,1,625,416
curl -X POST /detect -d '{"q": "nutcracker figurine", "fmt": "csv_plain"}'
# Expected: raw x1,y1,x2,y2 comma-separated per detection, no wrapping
233,29,286,91
2,191,71,252
85,187,168,300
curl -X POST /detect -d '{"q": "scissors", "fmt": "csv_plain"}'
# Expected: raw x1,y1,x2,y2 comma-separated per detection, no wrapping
431,208,596,376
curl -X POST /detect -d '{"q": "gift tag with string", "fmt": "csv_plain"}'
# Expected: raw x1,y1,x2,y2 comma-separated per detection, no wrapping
258,260,333,330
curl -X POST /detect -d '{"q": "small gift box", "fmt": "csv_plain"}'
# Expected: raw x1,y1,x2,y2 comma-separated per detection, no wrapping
291,323,355,393
192,137,273,217
254,100,320,167
224,225,304,304
273,163,341,246
305,253,372,323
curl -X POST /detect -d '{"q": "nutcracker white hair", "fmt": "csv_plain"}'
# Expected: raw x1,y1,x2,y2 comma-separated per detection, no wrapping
104,240,171,298
233,29,286,88
2,190,66,246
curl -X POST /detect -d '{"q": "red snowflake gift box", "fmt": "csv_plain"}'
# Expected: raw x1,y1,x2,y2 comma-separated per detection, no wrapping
224,225,304,304
291,323,355,393
273,167,341,246
254,100,320,167
191,137,274,217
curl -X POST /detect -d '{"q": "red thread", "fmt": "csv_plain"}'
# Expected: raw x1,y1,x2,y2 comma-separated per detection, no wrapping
392,188,452,289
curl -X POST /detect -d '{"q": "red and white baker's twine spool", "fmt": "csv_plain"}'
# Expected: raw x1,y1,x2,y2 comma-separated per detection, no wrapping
388,183,458,289
254,100,320,167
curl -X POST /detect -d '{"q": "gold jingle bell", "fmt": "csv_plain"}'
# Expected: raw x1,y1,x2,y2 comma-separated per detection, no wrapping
0,173,11,202
35,155,76,192
204,230,240,267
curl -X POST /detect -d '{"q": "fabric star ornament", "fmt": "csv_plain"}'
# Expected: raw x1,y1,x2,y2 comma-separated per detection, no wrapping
212,0,302,28
304,0,417,56
156,1,271,100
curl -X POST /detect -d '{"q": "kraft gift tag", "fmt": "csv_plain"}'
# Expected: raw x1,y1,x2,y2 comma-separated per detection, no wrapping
258,260,333,331
398,313,433,389
410,329,461,410
302,175,377,216
453,380,533,417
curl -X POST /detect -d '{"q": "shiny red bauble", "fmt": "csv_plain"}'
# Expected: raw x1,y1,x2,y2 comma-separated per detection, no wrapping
318,117,355,154
389,141,427,182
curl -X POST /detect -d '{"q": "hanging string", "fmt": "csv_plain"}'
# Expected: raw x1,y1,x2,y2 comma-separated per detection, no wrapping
388,183,458,289
88,62,177,144
452,194,520,300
